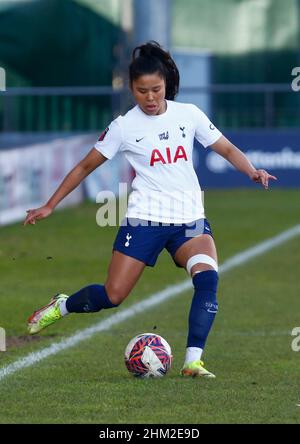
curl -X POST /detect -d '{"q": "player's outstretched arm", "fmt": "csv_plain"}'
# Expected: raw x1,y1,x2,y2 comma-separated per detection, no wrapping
24,148,107,225
210,135,277,189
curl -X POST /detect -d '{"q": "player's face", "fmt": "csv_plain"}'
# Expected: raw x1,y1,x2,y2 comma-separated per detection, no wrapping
131,73,166,116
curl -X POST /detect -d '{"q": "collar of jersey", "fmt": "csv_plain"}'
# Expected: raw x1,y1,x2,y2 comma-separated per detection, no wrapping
137,100,170,119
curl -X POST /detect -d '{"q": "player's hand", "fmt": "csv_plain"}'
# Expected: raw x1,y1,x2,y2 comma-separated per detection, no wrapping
249,169,277,189
23,205,53,226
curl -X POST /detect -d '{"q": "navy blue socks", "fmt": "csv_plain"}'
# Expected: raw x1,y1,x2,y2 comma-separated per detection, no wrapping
187,270,219,349
63,271,218,351
65,284,118,313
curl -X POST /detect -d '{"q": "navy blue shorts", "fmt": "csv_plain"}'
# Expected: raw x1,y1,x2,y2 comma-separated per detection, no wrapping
113,218,213,267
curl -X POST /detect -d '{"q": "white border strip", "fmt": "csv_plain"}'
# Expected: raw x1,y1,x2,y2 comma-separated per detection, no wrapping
1,224,300,382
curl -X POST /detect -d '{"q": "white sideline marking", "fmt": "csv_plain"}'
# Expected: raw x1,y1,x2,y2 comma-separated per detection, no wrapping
1,224,300,382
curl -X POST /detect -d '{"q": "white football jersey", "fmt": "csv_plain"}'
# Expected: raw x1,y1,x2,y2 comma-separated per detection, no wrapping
94,100,222,223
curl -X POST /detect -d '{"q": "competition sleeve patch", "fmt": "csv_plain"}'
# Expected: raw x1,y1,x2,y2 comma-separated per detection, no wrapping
98,127,109,141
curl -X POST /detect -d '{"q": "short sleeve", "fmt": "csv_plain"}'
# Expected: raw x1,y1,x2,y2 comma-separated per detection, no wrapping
94,119,123,160
191,105,222,148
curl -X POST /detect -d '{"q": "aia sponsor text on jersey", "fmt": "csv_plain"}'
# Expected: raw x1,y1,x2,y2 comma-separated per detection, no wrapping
150,146,188,166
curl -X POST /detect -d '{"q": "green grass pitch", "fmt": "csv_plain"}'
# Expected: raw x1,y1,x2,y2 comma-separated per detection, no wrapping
0,189,299,424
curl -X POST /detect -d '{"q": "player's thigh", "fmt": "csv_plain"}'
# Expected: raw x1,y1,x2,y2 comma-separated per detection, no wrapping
105,251,146,304
174,234,218,273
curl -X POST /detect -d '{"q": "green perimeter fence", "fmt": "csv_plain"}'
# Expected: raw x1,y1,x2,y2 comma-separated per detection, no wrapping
0,84,298,132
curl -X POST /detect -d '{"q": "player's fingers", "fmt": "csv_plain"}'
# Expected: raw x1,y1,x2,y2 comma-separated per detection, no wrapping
266,174,277,188
264,171,277,188
251,170,277,189
261,172,269,189
24,217,34,226
24,211,37,225
261,170,269,185
253,170,267,188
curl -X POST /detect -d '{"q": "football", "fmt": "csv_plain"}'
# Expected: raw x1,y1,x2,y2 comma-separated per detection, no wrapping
124,333,172,378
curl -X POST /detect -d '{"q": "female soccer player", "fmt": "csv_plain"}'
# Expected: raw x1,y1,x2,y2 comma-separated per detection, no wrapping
24,42,276,378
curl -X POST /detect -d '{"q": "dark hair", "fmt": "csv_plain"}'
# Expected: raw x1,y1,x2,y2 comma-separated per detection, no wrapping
129,41,180,101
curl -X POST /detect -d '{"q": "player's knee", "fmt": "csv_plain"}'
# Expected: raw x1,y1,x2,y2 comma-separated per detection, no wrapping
105,282,129,305
186,254,218,277
191,263,215,276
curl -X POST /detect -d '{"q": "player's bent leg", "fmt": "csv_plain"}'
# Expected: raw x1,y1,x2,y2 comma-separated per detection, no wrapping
104,251,146,305
27,285,116,335
27,252,146,335
174,235,219,378
63,252,145,313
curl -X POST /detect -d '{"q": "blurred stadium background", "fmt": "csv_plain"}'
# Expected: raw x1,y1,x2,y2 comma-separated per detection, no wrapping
0,0,299,224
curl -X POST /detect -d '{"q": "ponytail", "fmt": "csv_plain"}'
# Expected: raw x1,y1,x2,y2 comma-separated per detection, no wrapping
129,41,180,100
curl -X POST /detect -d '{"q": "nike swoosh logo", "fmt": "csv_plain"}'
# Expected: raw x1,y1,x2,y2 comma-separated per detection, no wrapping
136,137,144,142
207,309,218,313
